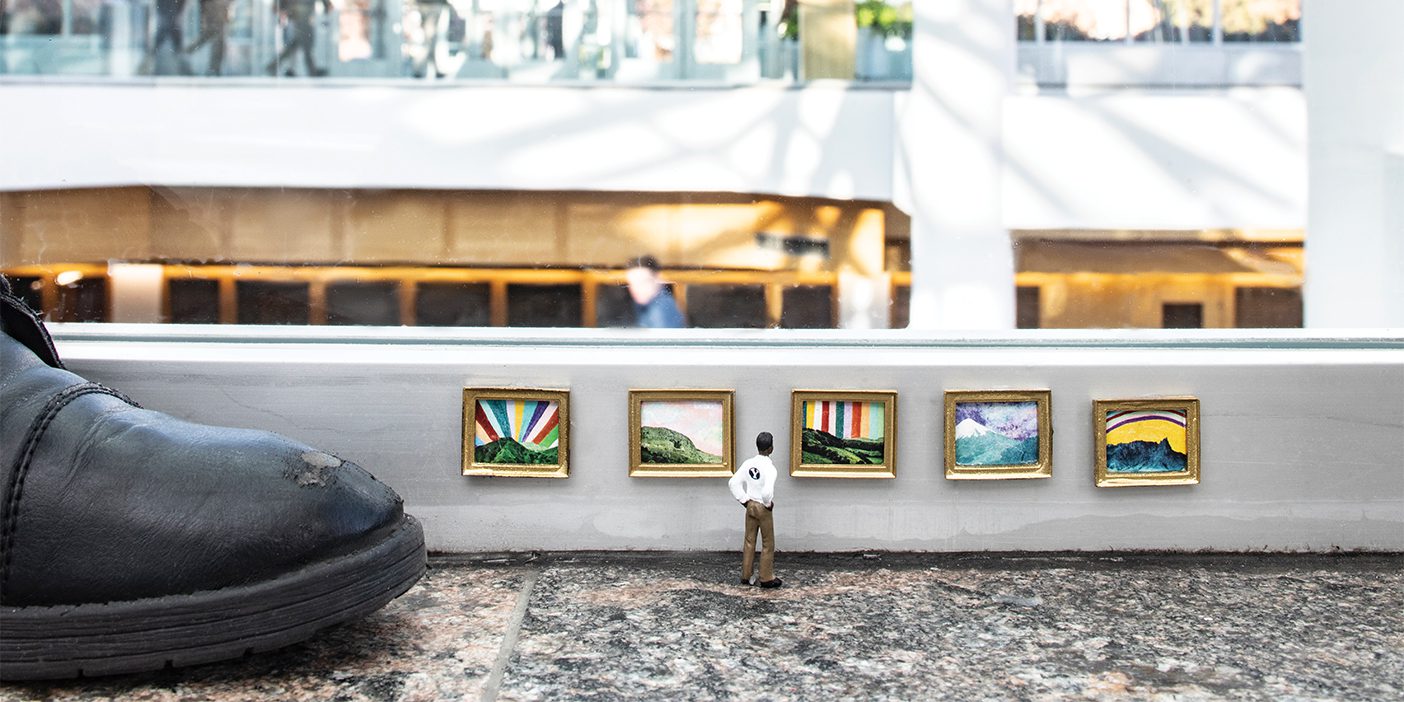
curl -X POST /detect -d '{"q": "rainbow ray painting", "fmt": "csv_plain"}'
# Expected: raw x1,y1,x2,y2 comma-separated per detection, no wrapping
474,399,561,465
1094,398,1200,487
1104,409,1187,473
463,389,569,478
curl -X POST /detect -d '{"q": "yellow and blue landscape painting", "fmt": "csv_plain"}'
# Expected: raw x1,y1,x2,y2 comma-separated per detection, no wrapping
640,400,724,464
474,399,561,465
954,401,1039,466
801,400,885,464
1105,408,1188,473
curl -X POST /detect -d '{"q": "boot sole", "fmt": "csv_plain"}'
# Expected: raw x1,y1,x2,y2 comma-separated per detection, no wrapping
0,515,425,681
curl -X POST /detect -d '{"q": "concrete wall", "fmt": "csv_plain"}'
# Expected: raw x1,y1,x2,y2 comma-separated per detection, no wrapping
1303,0,1404,327
51,326,1404,552
0,82,1306,232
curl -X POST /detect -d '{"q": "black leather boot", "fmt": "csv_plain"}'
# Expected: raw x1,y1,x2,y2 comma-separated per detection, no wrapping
0,277,425,680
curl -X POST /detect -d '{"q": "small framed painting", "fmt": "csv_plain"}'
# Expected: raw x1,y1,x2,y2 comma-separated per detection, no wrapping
629,390,735,478
1093,398,1201,487
462,388,569,478
790,390,897,479
944,390,1052,480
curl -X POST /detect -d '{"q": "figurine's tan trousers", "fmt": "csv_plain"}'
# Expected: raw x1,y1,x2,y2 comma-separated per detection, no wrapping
741,501,775,583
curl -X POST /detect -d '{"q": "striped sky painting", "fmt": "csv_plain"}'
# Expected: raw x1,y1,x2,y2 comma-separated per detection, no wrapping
475,399,560,450
1106,408,1187,453
804,400,885,440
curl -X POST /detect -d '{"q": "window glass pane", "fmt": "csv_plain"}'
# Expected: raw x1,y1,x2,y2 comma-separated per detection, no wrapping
1235,286,1303,328
1132,0,1213,42
1162,302,1203,329
594,284,637,328
168,278,222,324
236,281,310,325
10,276,44,314
694,0,741,64
628,0,675,62
415,282,492,327
507,283,581,327
780,285,832,329
1039,0,1131,41
686,284,767,329
1222,0,1300,42
1016,286,1041,329
326,281,401,326
55,276,107,322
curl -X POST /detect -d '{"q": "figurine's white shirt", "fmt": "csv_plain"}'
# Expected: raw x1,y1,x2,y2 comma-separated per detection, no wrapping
729,455,777,508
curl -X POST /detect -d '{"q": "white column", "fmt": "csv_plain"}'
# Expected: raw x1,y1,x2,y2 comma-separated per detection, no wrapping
897,0,1016,330
108,263,165,323
1304,0,1404,328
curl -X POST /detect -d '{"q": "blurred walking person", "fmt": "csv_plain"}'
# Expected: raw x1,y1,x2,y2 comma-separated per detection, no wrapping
266,0,333,77
143,0,193,74
185,0,232,75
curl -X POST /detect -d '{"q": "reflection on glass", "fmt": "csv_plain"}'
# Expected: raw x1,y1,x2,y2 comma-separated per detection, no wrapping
1018,0,1301,43
1221,0,1299,42
0,0,911,80
692,0,740,65
628,0,675,63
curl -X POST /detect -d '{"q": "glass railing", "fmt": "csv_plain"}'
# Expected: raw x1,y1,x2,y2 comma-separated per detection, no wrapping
1016,0,1301,44
0,0,914,82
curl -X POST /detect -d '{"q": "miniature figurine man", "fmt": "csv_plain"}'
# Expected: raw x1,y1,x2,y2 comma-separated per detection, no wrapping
728,432,781,588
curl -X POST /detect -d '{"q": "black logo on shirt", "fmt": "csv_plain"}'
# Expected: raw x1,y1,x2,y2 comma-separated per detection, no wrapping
748,467,761,480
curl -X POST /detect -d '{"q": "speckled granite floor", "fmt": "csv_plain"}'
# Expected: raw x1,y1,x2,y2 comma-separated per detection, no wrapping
5,553,1401,701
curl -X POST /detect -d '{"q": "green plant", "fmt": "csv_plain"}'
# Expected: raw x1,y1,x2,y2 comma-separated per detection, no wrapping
855,0,913,39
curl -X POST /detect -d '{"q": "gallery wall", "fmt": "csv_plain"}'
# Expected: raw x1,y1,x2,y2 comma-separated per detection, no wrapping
51,325,1404,553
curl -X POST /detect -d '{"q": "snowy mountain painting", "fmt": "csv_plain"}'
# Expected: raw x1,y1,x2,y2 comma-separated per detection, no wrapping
953,401,1040,466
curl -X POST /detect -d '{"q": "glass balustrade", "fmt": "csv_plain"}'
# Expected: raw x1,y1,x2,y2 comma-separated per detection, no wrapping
0,0,915,81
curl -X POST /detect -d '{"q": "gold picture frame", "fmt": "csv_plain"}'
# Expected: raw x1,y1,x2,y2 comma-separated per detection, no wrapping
790,390,897,479
1093,397,1201,487
462,388,570,478
944,390,1052,480
628,390,735,478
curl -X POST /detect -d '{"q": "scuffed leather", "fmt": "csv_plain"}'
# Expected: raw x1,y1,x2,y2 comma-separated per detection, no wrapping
0,328,403,607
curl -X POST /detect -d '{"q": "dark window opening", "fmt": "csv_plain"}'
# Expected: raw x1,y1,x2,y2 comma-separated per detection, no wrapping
237,281,310,325
1016,286,1041,329
686,285,767,329
594,284,635,328
781,286,833,329
1162,303,1204,329
168,279,221,324
508,284,582,327
1235,287,1303,328
55,278,108,323
326,281,400,326
416,282,491,327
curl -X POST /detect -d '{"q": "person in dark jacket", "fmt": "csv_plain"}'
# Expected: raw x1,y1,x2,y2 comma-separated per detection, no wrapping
626,255,685,328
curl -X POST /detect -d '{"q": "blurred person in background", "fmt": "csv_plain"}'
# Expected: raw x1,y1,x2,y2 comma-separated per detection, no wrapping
626,255,685,328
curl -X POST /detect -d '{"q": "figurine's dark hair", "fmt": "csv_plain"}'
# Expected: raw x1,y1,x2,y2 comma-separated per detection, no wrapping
627,255,661,272
756,432,773,453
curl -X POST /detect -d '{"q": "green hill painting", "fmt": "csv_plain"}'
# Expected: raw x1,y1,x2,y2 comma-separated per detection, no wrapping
801,427,885,465
640,426,723,465
637,398,726,465
475,437,559,465
800,399,887,465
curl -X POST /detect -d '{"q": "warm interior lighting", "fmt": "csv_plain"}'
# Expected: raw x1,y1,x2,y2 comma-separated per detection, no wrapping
54,270,84,286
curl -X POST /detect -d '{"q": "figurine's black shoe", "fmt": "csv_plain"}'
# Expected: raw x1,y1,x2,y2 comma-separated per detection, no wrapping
0,280,426,680
759,579,783,589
